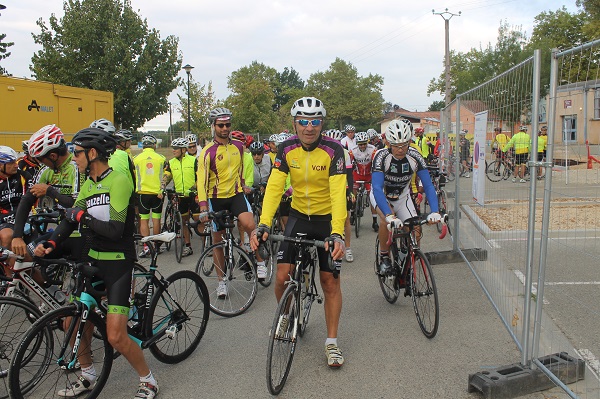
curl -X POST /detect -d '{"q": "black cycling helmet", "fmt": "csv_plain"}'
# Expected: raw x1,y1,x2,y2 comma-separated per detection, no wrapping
249,141,265,155
72,128,117,158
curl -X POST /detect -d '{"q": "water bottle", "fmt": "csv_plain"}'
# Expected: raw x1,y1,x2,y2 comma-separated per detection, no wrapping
47,285,66,305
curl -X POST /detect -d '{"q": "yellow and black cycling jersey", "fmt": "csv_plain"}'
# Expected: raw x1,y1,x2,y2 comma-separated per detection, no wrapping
260,134,347,237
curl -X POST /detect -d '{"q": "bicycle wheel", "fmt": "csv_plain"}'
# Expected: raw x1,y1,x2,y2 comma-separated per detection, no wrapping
162,206,174,251
354,194,362,238
375,237,400,304
410,249,439,338
485,161,504,182
195,242,257,317
445,160,456,182
174,211,184,263
8,305,113,399
266,284,299,395
146,270,209,364
0,297,43,399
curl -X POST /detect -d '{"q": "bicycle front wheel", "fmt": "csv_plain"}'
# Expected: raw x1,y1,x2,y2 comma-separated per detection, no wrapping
410,249,440,338
436,190,448,234
354,198,361,239
485,160,504,182
174,211,184,263
146,270,209,363
9,305,113,399
266,284,299,395
196,242,257,317
0,297,43,399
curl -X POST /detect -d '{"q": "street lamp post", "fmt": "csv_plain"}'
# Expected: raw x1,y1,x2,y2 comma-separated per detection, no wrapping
168,102,173,141
182,64,194,134
432,8,461,106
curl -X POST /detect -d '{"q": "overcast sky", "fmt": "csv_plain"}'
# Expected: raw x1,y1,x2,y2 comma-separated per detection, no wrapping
1,0,579,132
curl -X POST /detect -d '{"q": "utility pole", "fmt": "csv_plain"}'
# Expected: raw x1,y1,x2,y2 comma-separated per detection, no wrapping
433,8,461,106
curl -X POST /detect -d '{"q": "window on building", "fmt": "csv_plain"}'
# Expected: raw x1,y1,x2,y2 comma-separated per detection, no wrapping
562,115,577,142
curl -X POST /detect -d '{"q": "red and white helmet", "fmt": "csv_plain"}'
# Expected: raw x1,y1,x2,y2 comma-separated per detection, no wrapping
29,125,65,157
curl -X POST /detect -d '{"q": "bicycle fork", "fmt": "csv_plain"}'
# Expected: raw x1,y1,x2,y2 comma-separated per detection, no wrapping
59,293,97,370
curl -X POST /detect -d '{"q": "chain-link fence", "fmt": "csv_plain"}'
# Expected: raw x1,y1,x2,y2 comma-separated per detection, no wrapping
442,41,600,398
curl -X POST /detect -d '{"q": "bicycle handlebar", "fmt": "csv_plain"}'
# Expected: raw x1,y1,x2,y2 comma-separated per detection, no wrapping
267,234,341,278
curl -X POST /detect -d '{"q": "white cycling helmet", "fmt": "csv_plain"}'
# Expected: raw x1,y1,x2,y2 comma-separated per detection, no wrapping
367,129,378,139
141,134,157,146
386,119,413,145
89,118,116,134
323,129,344,142
290,97,326,117
29,125,66,157
355,132,369,144
268,133,280,142
186,134,197,144
0,146,18,164
208,107,232,124
171,137,189,148
275,132,292,145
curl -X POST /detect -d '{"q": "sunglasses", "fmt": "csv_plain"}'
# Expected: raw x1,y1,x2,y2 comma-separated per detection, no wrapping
73,149,86,157
188,144,197,148
296,119,322,127
215,123,232,128
390,143,409,149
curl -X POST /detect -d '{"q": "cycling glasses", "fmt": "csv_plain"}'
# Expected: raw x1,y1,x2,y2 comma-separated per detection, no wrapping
295,119,322,127
215,123,231,128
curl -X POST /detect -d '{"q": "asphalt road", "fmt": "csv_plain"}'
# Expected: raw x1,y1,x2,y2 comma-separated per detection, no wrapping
96,216,569,399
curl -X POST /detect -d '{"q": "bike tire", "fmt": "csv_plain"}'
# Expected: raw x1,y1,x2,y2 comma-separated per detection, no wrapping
0,297,44,399
9,305,113,399
174,211,184,263
436,190,448,234
146,270,209,364
195,242,257,317
375,237,400,304
162,206,174,251
266,284,298,395
298,271,314,338
486,161,505,182
410,249,440,338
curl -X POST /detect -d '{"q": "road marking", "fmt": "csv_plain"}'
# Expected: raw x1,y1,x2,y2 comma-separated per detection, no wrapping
513,270,549,304
538,281,600,286
575,349,600,382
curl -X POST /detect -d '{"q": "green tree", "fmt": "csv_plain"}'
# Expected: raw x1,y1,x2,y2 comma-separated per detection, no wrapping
306,58,384,130
273,67,305,112
225,61,278,134
31,0,181,130
177,78,216,142
427,100,445,112
577,0,600,37
0,33,13,75
427,21,528,100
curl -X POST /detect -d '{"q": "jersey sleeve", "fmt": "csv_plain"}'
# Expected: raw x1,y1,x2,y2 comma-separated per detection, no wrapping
259,147,289,227
196,148,210,207
329,145,349,237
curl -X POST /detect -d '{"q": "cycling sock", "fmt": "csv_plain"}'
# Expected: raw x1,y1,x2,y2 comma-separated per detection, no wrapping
257,260,265,267
325,338,337,346
380,250,389,258
140,371,157,386
81,365,96,382
186,243,191,248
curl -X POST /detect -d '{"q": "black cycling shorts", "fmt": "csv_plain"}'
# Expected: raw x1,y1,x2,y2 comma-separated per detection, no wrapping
277,216,334,274
179,197,200,215
279,199,291,217
136,193,164,215
515,153,529,165
209,193,251,222
93,259,134,314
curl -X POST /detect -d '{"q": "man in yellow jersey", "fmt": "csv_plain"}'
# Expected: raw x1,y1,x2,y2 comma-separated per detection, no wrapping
197,108,266,298
537,126,548,180
250,97,347,368
133,134,166,257
503,125,531,183
414,127,431,160
161,137,199,257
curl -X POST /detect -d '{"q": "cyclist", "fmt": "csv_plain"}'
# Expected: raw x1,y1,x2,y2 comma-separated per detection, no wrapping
458,130,471,178
249,141,272,218
133,134,166,257
251,97,347,368
414,127,431,160
265,134,280,164
161,137,199,257
502,125,530,183
537,126,547,180
197,107,266,297
231,130,255,249
33,127,159,399
90,120,136,192
17,140,40,177
350,131,378,232
368,128,384,150
324,129,354,262
186,134,202,157
273,132,294,232
11,124,86,259
0,146,32,253
371,119,441,276
341,124,357,151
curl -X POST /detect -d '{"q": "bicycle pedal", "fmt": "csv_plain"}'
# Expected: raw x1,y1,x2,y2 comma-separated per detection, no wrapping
165,325,177,339
316,296,323,304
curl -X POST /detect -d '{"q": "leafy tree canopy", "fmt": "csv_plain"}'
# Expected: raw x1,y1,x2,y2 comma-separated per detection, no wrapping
177,77,216,141
0,32,14,75
31,0,181,130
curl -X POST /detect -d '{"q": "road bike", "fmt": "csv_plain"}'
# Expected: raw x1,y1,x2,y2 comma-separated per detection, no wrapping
265,233,336,395
161,189,184,263
8,231,209,399
375,216,447,338
195,210,267,316
353,181,370,238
